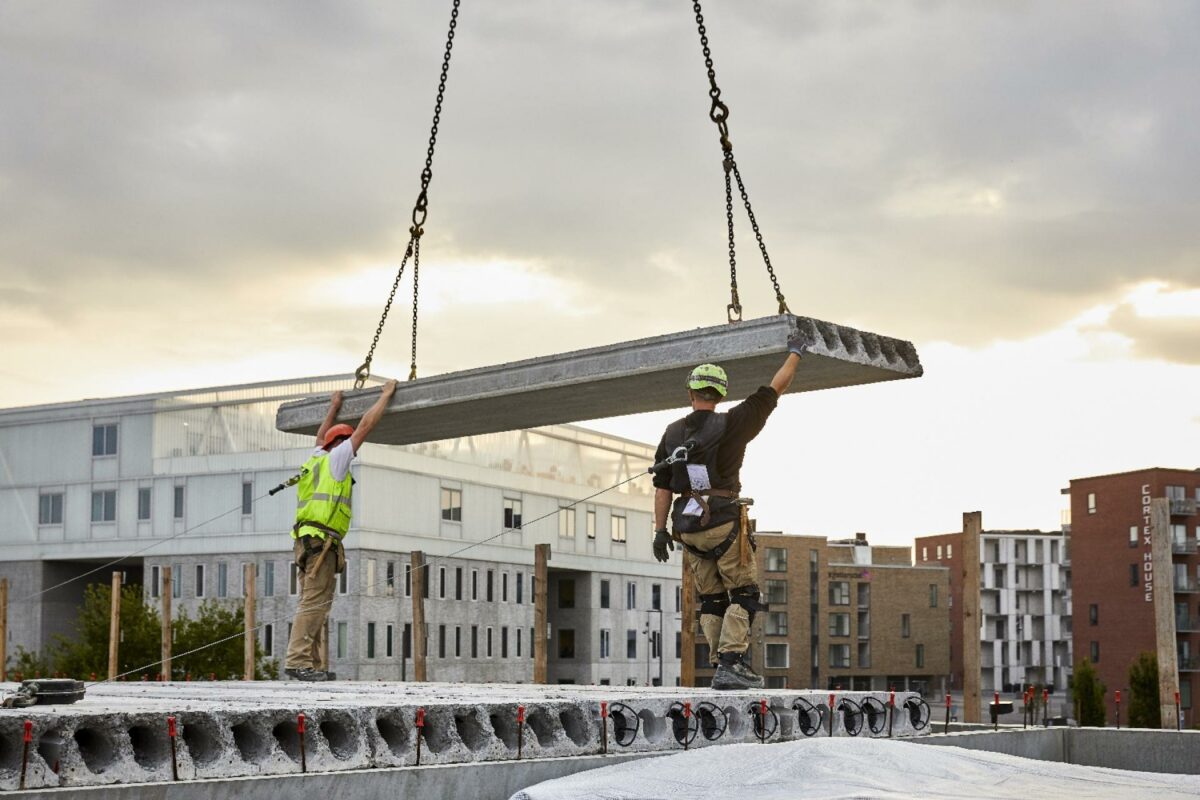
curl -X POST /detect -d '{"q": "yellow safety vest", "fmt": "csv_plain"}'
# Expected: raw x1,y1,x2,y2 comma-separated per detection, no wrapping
292,451,353,540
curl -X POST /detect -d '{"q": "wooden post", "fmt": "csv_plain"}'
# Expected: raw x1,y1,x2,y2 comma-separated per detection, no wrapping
411,551,427,682
161,567,173,681
1150,497,1181,729
0,578,8,683
681,560,696,687
534,544,550,684
108,571,122,680
243,563,256,681
961,511,982,723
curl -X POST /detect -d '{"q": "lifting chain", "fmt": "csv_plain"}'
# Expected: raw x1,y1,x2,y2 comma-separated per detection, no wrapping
355,0,461,389
691,0,789,322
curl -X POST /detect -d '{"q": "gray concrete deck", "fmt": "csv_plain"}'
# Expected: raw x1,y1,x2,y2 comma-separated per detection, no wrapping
275,314,923,445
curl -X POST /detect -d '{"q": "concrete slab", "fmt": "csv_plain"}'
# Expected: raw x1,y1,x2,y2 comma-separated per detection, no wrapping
275,314,922,445
0,682,929,790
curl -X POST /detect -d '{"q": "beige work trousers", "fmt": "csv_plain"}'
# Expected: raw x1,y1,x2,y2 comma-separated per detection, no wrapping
679,520,758,662
284,537,337,670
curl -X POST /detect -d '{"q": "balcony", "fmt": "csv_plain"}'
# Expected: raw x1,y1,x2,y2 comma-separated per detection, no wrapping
1173,539,1199,555
1176,578,1200,594
1171,498,1198,517
1177,616,1200,633
1179,656,1200,672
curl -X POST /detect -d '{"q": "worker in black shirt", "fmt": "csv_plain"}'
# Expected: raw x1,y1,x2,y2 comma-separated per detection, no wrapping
651,335,809,690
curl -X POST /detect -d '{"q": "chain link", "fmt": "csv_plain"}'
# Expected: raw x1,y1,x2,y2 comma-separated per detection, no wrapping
692,0,789,319
355,0,461,387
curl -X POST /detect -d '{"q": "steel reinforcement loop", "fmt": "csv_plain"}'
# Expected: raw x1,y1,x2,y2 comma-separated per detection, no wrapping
748,701,778,741
668,702,700,746
836,697,865,737
791,697,825,738
904,697,932,731
608,702,640,747
860,696,888,735
695,701,727,741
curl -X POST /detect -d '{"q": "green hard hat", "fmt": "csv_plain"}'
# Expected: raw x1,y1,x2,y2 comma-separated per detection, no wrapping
686,363,728,397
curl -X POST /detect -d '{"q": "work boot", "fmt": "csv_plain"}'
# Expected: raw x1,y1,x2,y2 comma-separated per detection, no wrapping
285,667,328,682
711,654,764,691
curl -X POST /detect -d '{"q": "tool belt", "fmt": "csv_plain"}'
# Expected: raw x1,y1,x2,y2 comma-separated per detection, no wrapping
293,522,346,573
677,488,738,528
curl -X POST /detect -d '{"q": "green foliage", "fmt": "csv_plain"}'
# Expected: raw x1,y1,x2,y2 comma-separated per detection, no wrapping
1073,658,1107,727
6,646,53,679
172,600,278,681
1127,651,1161,728
52,582,161,679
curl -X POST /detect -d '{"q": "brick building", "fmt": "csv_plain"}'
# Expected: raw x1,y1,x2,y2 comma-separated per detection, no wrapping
1066,468,1200,720
693,533,950,695
915,529,1072,695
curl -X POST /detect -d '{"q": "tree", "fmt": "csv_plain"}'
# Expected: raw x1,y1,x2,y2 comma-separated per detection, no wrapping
1127,651,1161,728
172,600,278,681
6,646,53,680
52,582,161,679
1073,658,1107,726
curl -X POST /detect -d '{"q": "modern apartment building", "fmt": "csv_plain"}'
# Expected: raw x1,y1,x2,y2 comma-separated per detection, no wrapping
693,533,950,695
1066,468,1200,720
915,529,1073,695
0,376,681,685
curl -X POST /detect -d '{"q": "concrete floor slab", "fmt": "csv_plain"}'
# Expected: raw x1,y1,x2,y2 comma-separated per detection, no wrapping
0,682,929,790
275,314,922,445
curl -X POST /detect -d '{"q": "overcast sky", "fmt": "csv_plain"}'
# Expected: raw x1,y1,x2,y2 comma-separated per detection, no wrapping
2,1,1198,545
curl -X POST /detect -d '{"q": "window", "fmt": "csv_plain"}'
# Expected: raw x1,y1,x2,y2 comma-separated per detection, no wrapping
828,613,851,637
487,627,493,658
289,563,299,596
367,622,376,659
611,514,627,543
387,561,396,596
901,613,911,638
936,545,943,560
439,566,446,599
502,572,509,602
652,583,662,610
558,629,575,659
337,622,348,659
38,493,64,525
626,581,637,609
504,498,523,529
921,547,928,561
437,625,445,658
929,584,938,608
829,581,850,606
264,562,275,597
857,610,870,639
766,612,788,635
441,487,462,522
367,559,377,597
151,566,161,598
765,643,788,669
650,630,660,659
675,631,681,659
765,548,787,571
1167,485,1186,501
915,644,925,668
600,579,611,608
1090,641,1100,662
92,424,118,456
241,481,253,515
136,488,151,521
338,565,348,594
600,629,611,659
857,583,870,607
517,628,522,657
516,572,524,604
455,567,463,600
1129,526,1138,548
404,563,412,598
387,624,395,658
173,486,185,519
172,564,181,599
472,569,479,600
196,564,206,598
626,629,637,659
217,562,228,598
501,626,509,658
403,624,412,659
947,544,953,558
263,624,274,657
455,626,462,658
1089,604,1098,625
765,579,787,605
586,510,596,539
471,625,479,658
558,578,576,609
91,490,116,522
829,644,850,668
675,585,681,612
1087,492,1097,514
857,641,870,668
558,507,576,539
1130,564,1138,587
484,570,494,602
1183,680,1192,711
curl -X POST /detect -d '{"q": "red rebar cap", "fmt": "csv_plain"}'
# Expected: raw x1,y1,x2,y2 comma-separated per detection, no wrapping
297,713,306,734
415,708,426,728
684,702,692,717
167,717,177,738
23,720,33,742
601,701,608,718
517,706,525,723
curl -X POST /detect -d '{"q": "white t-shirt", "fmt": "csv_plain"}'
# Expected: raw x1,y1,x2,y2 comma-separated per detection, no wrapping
313,438,356,482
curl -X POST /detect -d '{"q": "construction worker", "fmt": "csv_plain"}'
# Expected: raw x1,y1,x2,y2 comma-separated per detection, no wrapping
651,334,808,690
284,380,397,681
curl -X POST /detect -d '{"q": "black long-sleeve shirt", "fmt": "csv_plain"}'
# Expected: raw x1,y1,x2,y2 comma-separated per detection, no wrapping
651,385,779,494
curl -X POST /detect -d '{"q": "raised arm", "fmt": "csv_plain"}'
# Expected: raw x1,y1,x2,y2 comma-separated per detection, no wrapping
315,391,344,447
769,334,811,395
350,380,398,453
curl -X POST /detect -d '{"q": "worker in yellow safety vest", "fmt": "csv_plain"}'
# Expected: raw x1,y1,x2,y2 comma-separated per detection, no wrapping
284,380,397,681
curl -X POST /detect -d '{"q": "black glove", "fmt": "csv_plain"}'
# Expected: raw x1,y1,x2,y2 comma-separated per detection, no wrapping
653,528,674,562
787,329,814,357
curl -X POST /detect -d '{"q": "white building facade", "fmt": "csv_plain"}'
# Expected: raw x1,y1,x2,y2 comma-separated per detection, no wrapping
0,376,683,685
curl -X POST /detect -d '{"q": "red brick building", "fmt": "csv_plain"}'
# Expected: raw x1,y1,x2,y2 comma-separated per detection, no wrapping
1067,468,1200,719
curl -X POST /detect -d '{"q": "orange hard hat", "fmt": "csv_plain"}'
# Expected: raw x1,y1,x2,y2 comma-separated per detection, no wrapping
322,423,354,449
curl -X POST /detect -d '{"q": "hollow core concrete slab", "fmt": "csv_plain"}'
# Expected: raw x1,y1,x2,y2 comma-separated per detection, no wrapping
275,315,923,445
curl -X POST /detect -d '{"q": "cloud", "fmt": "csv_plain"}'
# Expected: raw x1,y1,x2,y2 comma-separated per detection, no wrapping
1102,283,1200,365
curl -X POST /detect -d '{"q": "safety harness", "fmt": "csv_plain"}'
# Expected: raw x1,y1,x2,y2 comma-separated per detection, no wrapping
663,412,750,561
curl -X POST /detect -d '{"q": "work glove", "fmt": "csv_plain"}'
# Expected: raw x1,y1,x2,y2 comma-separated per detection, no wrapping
653,528,674,562
787,329,814,357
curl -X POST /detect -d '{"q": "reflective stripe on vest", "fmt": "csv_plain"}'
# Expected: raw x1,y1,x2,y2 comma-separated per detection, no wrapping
292,451,354,540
